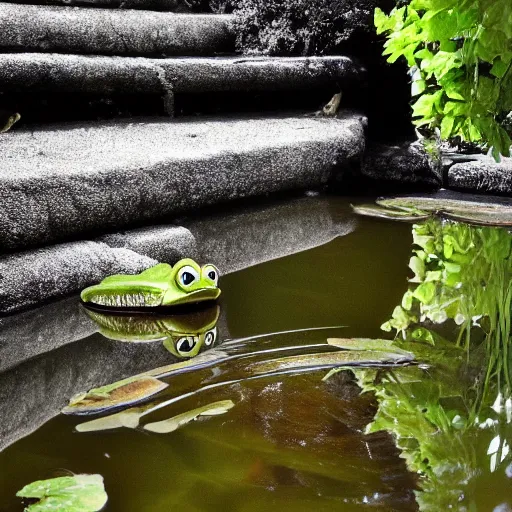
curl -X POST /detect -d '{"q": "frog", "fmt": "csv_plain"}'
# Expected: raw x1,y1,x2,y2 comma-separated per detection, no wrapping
80,258,220,309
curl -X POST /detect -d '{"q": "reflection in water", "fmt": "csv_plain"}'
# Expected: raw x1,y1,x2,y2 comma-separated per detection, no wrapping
84,304,220,358
351,217,512,511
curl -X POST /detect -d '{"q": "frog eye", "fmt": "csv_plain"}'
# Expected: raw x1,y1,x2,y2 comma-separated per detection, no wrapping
176,336,197,356
177,266,200,289
204,327,217,347
202,264,219,286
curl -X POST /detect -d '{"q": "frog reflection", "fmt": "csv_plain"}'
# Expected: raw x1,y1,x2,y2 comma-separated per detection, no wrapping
84,304,220,359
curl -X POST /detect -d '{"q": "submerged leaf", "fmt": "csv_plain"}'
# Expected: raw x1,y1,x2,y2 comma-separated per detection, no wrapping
75,408,146,432
144,400,235,434
16,474,107,512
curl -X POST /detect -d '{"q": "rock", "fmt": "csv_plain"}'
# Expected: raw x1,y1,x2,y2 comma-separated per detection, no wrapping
99,225,199,264
352,141,442,191
0,0,233,11
0,5,235,56
447,155,512,196
0,113,365,252
0,242,157,314
0,54,363,95
3,0,231,10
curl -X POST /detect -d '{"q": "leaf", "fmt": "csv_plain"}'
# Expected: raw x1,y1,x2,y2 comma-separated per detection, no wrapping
490,58,510,78
351,204,429,222
411,78,427,96
16,475,107,512
63,377,168,415
374,7,395,35
413,282,436,303
422,10,459,41
143,400,235,434
75,408,145,432
428,51,463,80
327,338,414,357
246,348,414,375
440,115,455,138
409,255,426,282
412,92,441,119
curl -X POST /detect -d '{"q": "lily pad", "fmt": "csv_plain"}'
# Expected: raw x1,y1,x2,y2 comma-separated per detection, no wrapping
144,400,235,434
63,376,168,415
16,474,107,512
352,204,429,222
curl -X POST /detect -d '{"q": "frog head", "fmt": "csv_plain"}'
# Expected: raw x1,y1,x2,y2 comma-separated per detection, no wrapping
162,259,220,306
81,259,221,308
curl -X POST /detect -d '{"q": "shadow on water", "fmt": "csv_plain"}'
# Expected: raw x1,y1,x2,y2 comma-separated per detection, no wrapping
1,196,511,511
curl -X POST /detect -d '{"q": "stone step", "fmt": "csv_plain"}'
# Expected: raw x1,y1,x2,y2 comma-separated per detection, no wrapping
0,113,365,255
0,0,230,11
446,155,512,196
0,54,362,96
0,3,234,56
2,54,364,123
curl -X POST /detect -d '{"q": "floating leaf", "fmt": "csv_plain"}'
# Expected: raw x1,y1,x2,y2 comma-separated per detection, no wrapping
351,204,429,222
246,349,414,375
63,377,168,415
144,400,235,434
327,338,414,357
379,194,512,212
16,474,107,512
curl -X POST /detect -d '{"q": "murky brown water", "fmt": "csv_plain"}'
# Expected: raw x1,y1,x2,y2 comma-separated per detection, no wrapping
1,197,510,511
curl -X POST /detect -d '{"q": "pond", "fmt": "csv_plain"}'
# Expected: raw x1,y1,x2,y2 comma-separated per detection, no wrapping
1,196,511,512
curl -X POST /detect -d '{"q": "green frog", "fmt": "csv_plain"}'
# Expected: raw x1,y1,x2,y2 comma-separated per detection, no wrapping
81,259,220,309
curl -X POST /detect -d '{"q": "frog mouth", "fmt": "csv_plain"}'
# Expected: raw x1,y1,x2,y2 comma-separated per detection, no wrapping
169,287,221,306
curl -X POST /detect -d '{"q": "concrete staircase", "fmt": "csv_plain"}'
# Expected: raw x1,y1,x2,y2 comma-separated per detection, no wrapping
0,0,368,314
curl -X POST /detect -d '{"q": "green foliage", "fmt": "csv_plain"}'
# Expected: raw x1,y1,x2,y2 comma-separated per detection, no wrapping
355,364,511,511
16,475,107,512
375,1,512,159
